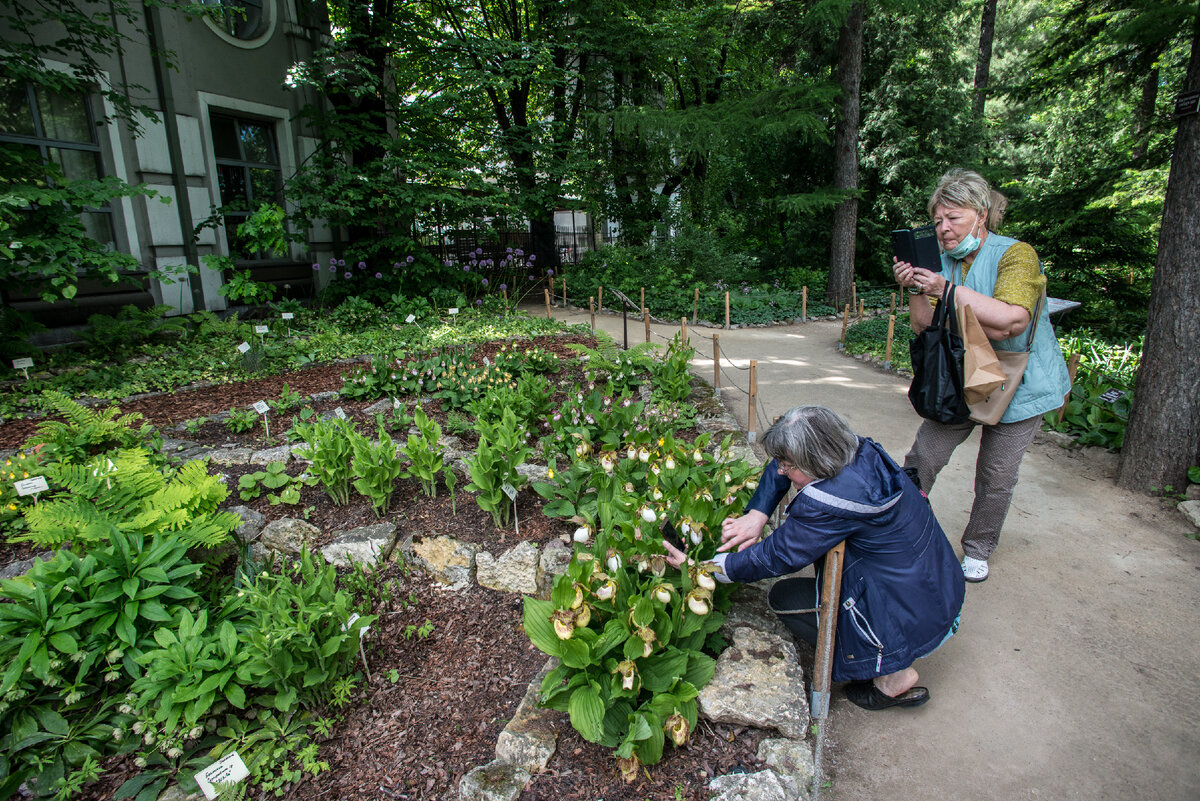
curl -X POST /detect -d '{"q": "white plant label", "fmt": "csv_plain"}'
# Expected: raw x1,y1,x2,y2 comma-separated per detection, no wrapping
255,325,268,335
11,358,32,370
482,357,490,367
334,407,347,420
405,314,417,324
194,751,250,800
237,342,251,354
501,482,518,500
252,401,270,415
343,611,371,639
392,397,401,409
15,476,49,496
281,312,294,320
448,307,459,316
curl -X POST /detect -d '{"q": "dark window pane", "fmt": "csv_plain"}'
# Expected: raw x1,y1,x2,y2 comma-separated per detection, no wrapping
211,114,240,159
239,121,276,164
224,213,250,256
248,167,280,204
35,87,93,143
0,79,35,137
81,211,116,247
231,0,264,39
217,164,248,208
47,147,102,182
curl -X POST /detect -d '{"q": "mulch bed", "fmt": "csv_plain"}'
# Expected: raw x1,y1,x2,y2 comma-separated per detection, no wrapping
2,332,777,800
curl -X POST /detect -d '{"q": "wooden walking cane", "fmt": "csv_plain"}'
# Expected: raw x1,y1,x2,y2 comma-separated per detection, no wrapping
811,540,846,720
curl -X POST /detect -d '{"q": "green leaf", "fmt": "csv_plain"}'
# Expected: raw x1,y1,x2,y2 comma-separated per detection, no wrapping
47,632,78,654
639,650,689,692
567,684,606,743
122,577,139,599
683,652,716,689
559,637,592,669
224,683,246,708
115,613,137,646
541,499,577,518
522,597,562,657
34,707,70,736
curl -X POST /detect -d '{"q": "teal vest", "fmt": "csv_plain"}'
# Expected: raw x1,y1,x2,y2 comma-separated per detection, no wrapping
940,234,1071,423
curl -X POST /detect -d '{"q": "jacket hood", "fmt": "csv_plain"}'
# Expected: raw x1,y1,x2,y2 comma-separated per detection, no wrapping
792,438,905,522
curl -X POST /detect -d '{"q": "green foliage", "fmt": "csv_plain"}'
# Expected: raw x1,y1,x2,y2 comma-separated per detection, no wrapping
341,355,406,401
78,306,189,358
843,314,913,372
224,406,258,435
291,416,357,505
238,462,311,506
465,407,531,528
20,449,240,550
400,405,445,498
1042,330,1140,450
568,336,655,395
328,296,384,330
649,335,696,404
350,421,405,517
28,391,161,466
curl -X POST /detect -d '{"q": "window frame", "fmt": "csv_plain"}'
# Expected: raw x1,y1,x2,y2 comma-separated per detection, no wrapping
208,111,285,262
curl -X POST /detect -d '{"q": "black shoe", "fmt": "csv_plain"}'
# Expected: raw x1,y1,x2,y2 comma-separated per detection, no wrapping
843,680,930,710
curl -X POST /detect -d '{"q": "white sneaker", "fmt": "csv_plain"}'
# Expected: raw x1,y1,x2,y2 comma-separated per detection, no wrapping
962,556,989,583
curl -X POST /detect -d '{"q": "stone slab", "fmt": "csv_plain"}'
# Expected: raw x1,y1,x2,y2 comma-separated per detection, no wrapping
321,522,397,567
699,626,809,739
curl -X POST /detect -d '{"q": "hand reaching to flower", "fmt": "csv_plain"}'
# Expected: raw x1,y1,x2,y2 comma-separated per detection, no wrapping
719,510,768,553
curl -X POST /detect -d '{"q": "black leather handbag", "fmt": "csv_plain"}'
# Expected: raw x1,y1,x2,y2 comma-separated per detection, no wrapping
908,283,970,424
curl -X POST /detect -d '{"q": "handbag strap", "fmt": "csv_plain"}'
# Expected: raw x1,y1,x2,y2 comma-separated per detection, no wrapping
1019,291,1045,353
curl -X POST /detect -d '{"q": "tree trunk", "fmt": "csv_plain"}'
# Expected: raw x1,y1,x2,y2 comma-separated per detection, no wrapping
826,2,864,308
1117,8,1200,492
972,0,998,119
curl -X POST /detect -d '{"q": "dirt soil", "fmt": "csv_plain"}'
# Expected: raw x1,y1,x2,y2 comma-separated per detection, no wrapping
1,331,774,801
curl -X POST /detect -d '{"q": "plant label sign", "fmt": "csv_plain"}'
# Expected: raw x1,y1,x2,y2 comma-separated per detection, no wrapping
448,307,459,316
194,751,250,800
237,342,251,354
252,401,270,415
1099,389,1125,404
405,314,417,324
482,356,490,367
255,325,269,334
343,611,371,638
15,476,49,496
334,407,348,420
281,312,294,320
11,358,32,370
501,482,518,501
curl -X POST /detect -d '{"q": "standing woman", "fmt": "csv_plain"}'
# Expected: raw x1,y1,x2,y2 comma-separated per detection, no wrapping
893,169,1070,583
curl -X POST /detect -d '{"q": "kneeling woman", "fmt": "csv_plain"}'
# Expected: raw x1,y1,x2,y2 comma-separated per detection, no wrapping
667,406,964,710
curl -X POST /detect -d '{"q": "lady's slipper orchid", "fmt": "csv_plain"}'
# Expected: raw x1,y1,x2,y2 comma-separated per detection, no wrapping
616,754,641,783
573,526,590,543
665,713,690,746
693,450,703,463
651,488,663,501
570,583,585,609
599,452,616,473
574,603,591,628
664,456,676,470
595,580,616,601
606,550,623,573
653,584,673,604
552,609,576,640
614,660,639,692
687,590,711,616
640,506,657,524
638,447,651,463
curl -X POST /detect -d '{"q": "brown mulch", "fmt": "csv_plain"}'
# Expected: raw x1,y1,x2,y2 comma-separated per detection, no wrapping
3,331,778,800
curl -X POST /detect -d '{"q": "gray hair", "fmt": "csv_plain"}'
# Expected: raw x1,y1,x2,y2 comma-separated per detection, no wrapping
927,168,992,219
762,406,859,480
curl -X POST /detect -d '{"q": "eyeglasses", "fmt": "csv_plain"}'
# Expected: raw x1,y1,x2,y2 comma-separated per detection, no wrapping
776,460,798,475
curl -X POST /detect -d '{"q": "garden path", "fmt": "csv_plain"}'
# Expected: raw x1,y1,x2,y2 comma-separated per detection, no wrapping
535,302,1200,801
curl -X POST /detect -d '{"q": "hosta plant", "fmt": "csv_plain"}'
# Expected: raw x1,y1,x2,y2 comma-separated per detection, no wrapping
465,406,531,528
401,404,444,498
291,416,357,505
350,421,405,516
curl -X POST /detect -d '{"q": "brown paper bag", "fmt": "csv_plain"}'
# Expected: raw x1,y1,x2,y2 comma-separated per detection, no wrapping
957,304,1007,404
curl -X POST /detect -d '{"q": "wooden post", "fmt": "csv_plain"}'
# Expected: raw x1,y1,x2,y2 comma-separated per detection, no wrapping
502,287,508,306
1057,353,1081,423
802,286,808,322
890,292,896,315
858,298,865,321
748,360,758,441
562,275,567,306
643,307,651,343
681,317,688,343
885,314,896,365
598,285,603,314
713,334,721,389
724,292,731,329
640,286,645,311
692,288,699,324
840,304,850,342
589,297,595,329
549,276,555,304
851,281,857,311
544,289,551,318
811,540,847,719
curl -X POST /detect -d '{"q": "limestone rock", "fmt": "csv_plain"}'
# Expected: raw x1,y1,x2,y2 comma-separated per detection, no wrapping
156,784,204,801
0,551,56,581
407,535,479,589
322,522,397,567
722,580,792,642
208,447,253,466
719,443,763,468
458,760,530,801
537,540,572,599
1036,430,1077,449
476,541,540,595
160,437,201,454
699,626,809,739
1186,484,1200,501
258,518,321,556
708,769,798,801
167,446,212,464
698,413,741,436
439,435,470,462
363,398,397,415
290,442,312,462
250,445,292,465
515,463,549,484
1179,499,1200,529
494,659,560,772
227,505,265,543
309,390,341,403
757,738,815,796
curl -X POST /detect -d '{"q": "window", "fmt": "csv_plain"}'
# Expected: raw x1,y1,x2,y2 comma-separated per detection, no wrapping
0,79,116,247
209,111,282,258
205,0,267,41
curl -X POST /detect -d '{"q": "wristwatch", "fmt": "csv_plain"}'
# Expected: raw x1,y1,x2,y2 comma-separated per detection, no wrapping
908,287,924,296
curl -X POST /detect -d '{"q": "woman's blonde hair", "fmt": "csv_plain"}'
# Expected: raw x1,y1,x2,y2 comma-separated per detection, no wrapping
927,168,992,219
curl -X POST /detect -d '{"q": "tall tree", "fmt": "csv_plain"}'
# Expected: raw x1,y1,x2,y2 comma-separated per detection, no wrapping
827,2,864,307
1117,2,1200,492
973,0,999,118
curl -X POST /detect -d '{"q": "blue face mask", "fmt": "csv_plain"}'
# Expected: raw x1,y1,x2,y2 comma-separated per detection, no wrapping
943,213,983,260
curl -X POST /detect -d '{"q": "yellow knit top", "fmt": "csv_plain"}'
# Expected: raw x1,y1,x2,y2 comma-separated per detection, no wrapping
962,241,1044,317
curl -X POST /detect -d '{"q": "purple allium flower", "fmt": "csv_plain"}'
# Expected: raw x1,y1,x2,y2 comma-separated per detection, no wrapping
529,274,535,281
481,278,489,286
443,259,452,267
338,259,346,267
312,263,320,271
375,272,383,279
475,248,483,255
499,283,507,291
463,265,470,272
344,271,353,279
393,262,401,269
547,268,554,276
406,255,414,263
475,299,483,306
506,247,513,253
357,261,366,269
515,249,524,256
330,265,337,272
330,257,337,265
528,254,536,261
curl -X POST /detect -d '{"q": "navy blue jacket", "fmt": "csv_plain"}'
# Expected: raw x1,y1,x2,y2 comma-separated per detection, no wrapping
726,438,965,682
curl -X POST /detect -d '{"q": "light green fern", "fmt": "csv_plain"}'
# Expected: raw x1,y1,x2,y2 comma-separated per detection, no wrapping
28,390,161,464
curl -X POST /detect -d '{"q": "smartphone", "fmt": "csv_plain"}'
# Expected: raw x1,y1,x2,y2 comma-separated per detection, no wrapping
891,224,940,272
660,520,687,551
